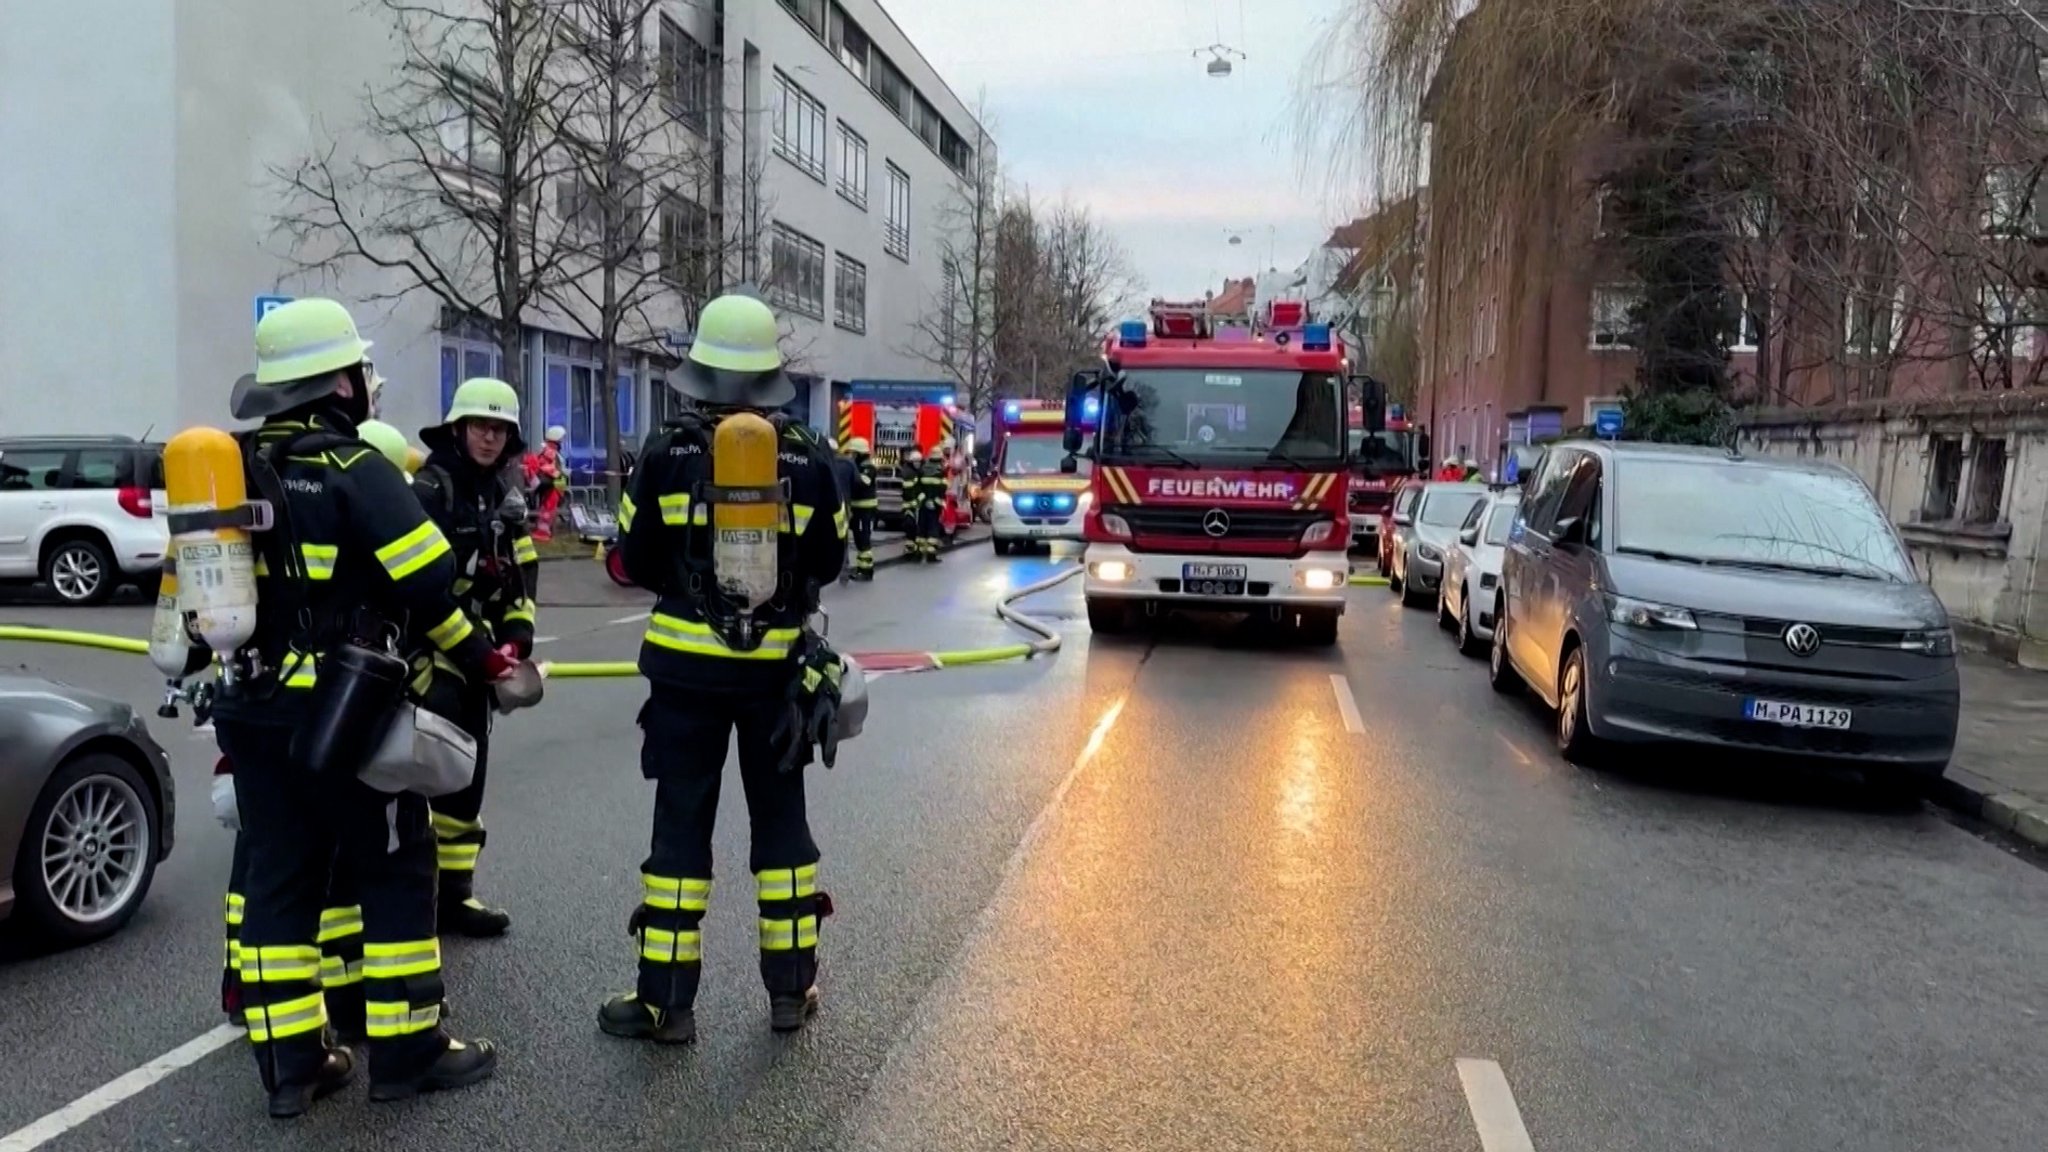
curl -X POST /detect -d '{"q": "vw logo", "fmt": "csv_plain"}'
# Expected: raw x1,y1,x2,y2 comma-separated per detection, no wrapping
1783,623,1822,657
1201,509,1231,537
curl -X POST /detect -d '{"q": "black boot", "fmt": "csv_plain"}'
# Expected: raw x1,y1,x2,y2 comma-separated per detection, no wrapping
326,985,367,1047
597,993,697,1044
769,987,821,1033
367,1037,499,1103
439,874,511,938
851,568,873,582
267,1047,355,1120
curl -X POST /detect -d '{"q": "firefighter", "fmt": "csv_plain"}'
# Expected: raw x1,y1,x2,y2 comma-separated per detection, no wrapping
844,436,877,581
601,292,848,1044
214,298,510,1117
1437,455,1463,481
529,426,570,539
915,438,951,563
410,378,540,939
898,446,927,560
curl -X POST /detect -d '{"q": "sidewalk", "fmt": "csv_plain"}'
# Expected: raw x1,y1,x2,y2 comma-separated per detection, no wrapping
1931,653,2048,849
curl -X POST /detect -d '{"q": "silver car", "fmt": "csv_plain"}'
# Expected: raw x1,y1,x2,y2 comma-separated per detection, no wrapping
1439,488,1520,656
1491,441,1959,782
1,676,176,943
1388,481,1487,609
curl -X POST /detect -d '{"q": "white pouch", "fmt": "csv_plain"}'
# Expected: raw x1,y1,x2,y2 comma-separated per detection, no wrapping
359,703,478,798
211,774,241,831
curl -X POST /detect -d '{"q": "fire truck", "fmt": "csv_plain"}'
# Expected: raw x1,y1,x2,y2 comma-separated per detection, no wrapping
1345,405,1425,556
835,384,973,538
1061,298,1385,645
986,397,1100,554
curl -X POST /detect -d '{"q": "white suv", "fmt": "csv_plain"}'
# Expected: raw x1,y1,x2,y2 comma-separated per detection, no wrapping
0,437,169,605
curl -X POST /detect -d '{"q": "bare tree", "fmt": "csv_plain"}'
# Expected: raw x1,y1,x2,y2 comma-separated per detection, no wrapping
272,0,573,394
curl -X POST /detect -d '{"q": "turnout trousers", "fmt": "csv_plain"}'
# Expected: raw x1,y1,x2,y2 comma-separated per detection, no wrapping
423,679,495,905
632,685,823,1012
217,719,448,1091
223,842,367,1038
850,506,876,575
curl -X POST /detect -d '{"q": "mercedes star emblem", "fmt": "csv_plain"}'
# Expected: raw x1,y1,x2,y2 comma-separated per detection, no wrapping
1201,509,1231,537
1782,622,1822,657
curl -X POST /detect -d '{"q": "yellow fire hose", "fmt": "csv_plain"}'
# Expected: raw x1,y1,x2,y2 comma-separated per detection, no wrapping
0,626,151,655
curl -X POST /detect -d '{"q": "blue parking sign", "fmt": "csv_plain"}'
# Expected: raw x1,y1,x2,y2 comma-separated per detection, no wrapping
254,294,295,325
1595,408,1624,439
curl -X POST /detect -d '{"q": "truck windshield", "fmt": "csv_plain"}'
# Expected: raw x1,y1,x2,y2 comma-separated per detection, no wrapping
1101,369,1344,463
1349,429,1414,473
1003,435,1089,476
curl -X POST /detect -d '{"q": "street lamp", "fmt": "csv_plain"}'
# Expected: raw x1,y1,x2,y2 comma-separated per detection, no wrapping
1193,44,1244,78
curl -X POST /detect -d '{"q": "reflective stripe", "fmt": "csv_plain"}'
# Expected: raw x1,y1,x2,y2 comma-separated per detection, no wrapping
658,493,708,526
640,926,704,964
755,864,818,901
618,493,637,531
243,944,321,983
512,536,539,564
644,614,800,660
452,576,474,597
503,597,537,625
427,608,475,650
362,938,441,979
316,905,364,943
643,874,712,912
319,956,365,989
224,892,245,926
246,991,328,1043
376,520,451,580
365,1000,442,1038
849,498,879,509
225,940,241,971
283,653,319,690
786,504,815,535
432,811,483,838
438,842,481,871
759,915,820,952
298,543,339,581
253,555,270,577
833,504,850,539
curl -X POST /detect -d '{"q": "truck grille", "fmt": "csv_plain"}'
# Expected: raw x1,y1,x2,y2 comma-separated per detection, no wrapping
1114,505,1321,542
1349,490,1392,515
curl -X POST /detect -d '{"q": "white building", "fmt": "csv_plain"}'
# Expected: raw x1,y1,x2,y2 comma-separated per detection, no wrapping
0,0,985,485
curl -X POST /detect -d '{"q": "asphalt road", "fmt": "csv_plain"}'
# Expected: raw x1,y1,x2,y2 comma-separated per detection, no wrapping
2,547,2045,1151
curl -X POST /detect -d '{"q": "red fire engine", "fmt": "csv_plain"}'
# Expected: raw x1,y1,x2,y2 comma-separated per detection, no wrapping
1060,298,1385,645
1345,405,1423,559
837,391,971,538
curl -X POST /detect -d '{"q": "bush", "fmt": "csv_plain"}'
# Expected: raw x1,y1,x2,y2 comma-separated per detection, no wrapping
1620,390,1736,447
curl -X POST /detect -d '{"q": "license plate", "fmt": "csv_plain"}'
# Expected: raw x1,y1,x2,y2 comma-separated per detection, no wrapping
1744,699,1852,730
1184,563,1247,582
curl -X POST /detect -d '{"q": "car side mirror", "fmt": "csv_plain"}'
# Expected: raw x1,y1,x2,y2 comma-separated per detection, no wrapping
1554,515,1585,547
1062,428,1082,453
1393,512,1413,527
1459,527,1479,546
1059,455,1078,475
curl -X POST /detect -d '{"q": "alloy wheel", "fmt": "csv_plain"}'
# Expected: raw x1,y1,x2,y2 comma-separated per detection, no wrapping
40,775,148,923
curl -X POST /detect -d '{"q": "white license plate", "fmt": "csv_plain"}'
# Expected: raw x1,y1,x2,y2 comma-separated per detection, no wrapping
1184,563,1247,582
1744,699,1852,730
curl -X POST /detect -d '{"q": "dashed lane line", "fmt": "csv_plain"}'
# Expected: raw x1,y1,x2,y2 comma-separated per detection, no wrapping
0,1025,242,1152
1456,1058,1537,1152
1328,673,1366,735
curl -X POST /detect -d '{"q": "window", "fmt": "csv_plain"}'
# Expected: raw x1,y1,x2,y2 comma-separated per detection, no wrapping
780,0,826,37
1484,502,1518,546
1522,449,1578,534
1612,457,1914,581
1977,282,2042,361
0,449,68,492
1966,437,2008,524
835,252,867,333
658,17,713,133
1921,435,1963,521
870,51,909,117
836,121,868,209
940,256,961,350
829,6,870,81
1730,290,1762,351
911,94,942,149
660,194,713,297
1554,455,1603,546
884,163,910,260
1589,286,1636,349
1843,286,1904,359
939,123,974,176
774,72,827,183
434,85,502,189
1420,488,1486,528
768,223,826,319
1983,166,2041,237
72,449,129,489
557,178,601,238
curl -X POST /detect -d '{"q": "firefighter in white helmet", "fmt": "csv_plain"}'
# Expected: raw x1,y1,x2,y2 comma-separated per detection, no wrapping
601,292,849,1044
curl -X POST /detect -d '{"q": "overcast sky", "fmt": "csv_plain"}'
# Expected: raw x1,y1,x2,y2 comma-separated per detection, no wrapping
883,0,1352,302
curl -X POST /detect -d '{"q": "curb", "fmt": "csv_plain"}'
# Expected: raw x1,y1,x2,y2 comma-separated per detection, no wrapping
1924,767,2048,851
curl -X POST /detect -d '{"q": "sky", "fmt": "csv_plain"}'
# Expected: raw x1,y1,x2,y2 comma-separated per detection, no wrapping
881,0,1355,302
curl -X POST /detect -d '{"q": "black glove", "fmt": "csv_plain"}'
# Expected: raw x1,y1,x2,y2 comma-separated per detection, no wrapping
774,636,845,773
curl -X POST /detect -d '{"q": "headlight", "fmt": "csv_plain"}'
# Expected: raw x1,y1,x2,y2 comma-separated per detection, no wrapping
1076,490,1093,511
992,488,1013,509
1092,559,1133,581
1608,595,1697,631
1899,628,1955,656
1300,519,1340,547
1099,512,1133,540
1417,543,1442,562
1300,568,1342,590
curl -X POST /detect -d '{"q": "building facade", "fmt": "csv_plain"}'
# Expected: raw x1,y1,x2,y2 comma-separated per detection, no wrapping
0,0,983,486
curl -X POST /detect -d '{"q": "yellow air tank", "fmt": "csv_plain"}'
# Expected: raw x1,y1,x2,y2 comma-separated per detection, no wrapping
147,556,195,677
711,412,783,608
164,427,259,656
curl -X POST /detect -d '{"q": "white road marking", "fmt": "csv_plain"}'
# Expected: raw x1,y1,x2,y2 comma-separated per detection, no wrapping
606,611,650,626
1328,673,1366,735
0,1024,241,1152
1457,1058,1537,1152
532,635,559,646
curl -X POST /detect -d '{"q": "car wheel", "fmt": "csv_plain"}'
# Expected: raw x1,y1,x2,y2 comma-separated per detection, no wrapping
1437,586,1456,631
1488,597,1521,695
43,535,115,606
1456,593,1484,658
1555,646,1602,765
1297,609,1340,647
992,537,1011,556
1086,597,1129,635
1399,563,1426,608
12,753,161,944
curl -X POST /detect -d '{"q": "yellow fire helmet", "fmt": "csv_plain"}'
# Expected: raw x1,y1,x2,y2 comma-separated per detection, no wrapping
230,298,374,420
356,420,414,471
679,293,796,409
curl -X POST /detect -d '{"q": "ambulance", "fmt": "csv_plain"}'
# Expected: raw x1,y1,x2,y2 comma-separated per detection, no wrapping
986,398,1099,554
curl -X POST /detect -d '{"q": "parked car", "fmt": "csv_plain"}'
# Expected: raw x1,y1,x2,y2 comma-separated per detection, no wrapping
0,435,168,605
1376,477,1425,576
1439,487,1521,656
1489,440,1959,780
1387,481,1487,608
2,676,176,943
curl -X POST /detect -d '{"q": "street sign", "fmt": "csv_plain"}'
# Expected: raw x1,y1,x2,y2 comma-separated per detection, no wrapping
663,327,691,350
254,294,294,325
1388,403,1406,423
1595,407,1624,440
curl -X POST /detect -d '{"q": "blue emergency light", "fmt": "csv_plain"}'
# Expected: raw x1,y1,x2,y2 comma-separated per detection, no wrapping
1301,323,1333,351
1004,401,1021,420
941,393,956,409
1118,320,1148,347
1082,395,1101,418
